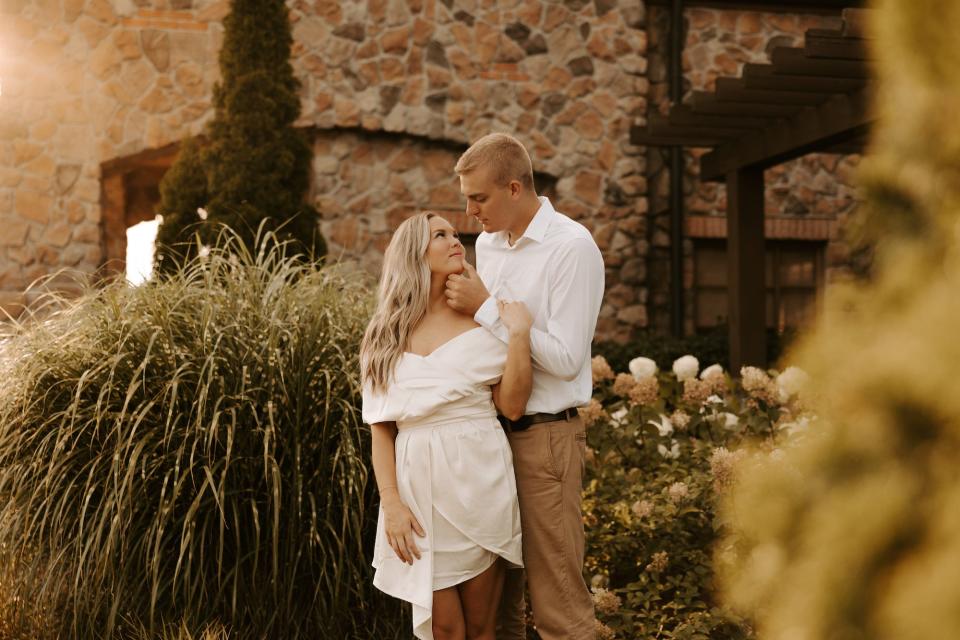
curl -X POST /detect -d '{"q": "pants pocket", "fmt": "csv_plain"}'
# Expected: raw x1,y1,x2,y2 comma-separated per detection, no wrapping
546,425,572,481
574,429,587,485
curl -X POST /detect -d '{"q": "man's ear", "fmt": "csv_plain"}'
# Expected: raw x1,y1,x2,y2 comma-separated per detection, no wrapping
510,180,522,198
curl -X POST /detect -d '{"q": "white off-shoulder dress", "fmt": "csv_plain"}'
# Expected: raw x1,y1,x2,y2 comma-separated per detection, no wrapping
362,327,524,640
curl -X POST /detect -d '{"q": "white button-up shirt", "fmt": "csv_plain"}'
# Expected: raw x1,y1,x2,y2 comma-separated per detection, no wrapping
474,197,605,414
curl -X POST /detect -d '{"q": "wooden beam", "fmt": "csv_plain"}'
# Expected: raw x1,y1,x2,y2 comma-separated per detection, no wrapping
842,8,872,38
727,166,767,370
770,46,871,78
700,88,873,181
668,105,775,129
742,64,867,92
715,78,831,105
100,172,127,277
101,141,180,174
821,137,869,154
691,92,806,117
629,128,722,147
804,29,870,60
649,112,747,139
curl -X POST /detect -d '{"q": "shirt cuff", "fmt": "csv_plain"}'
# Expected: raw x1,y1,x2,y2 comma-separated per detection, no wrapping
474,295,499,330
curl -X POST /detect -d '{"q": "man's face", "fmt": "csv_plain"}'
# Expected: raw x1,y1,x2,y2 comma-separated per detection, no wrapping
459,165,515,234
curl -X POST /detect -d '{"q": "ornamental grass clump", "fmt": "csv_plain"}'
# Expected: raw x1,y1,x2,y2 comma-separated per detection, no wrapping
0,232,403,639
717,2,960,639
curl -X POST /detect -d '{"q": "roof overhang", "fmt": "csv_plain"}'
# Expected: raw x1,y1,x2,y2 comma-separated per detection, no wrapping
632,8,875,180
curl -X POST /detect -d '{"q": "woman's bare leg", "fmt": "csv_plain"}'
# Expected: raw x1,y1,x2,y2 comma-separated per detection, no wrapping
458,559,507,640
433,586,466,640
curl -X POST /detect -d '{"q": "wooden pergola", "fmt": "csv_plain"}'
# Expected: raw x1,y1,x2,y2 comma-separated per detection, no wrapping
633,4,873,370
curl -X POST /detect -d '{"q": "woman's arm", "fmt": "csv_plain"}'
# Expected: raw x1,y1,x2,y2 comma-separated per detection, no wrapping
370,421,425,564
492,301,534,421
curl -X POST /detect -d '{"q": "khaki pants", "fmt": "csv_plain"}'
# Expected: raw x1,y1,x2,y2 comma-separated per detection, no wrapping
496,416,594,640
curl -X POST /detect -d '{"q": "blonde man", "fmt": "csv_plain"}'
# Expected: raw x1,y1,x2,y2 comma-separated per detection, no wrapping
445,133,604,640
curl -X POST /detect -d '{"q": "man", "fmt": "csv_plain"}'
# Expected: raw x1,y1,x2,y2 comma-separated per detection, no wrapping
444,133,604,640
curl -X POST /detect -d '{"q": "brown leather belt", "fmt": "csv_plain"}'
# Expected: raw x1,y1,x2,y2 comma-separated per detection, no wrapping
497,408,577,432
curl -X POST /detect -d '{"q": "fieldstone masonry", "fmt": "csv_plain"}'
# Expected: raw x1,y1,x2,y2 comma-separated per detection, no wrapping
311,130,470,263
0,0,226,314
0,0,860,343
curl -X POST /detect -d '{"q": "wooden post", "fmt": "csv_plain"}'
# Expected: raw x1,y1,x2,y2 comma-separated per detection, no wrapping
727,166,767,370
100,171,128,278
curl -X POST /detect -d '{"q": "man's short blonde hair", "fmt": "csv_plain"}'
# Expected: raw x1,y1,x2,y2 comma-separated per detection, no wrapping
455,133,536,191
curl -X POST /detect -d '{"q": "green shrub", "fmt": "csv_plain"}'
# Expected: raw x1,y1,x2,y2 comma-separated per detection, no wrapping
0,234,401,639
582,355,812,639
155,0,324,273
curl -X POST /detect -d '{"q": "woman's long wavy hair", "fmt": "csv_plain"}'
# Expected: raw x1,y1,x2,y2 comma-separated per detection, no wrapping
361,212,436,392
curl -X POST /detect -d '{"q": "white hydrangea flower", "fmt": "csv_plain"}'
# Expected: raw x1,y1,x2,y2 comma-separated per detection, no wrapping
722,412,740,430
776,366,809,401
705,394,724,405
657,439,681,459
610,407,628,424
700,363,724,379
780,415,811,437
647,413,674,437
672,355,700,381
629,356,658,380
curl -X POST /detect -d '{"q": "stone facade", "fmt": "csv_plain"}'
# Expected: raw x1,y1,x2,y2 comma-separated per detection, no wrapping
293,0,650,342
1,0,649,342
0,0,227,315
0,0,861,343
645,6,862,334
311,130,468,263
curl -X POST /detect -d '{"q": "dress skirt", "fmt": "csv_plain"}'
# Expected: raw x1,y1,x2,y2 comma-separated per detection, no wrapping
372,410,523,640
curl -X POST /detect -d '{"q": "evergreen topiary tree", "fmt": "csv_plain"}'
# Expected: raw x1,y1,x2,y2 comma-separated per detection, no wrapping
154,137,208,269
155,0,325,273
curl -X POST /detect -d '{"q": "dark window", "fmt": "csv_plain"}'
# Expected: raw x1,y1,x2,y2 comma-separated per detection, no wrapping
693,239,825,332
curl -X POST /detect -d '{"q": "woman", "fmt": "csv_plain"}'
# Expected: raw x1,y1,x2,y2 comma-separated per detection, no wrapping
361,212,533,640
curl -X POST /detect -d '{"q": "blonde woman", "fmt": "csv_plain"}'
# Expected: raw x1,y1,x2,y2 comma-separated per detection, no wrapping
360,212,532,640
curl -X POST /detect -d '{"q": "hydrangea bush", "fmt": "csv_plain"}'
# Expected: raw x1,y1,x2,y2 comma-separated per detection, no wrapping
581,354,813,639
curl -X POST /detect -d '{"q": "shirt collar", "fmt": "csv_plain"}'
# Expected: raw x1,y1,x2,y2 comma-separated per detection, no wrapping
495,196,554,246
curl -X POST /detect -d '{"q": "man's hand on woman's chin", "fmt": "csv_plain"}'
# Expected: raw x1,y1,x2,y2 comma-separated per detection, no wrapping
444,260,489,316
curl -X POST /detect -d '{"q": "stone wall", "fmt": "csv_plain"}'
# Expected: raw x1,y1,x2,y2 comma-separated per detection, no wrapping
1,0,866,343
310,130,468,264
645,6,862,335
0,0,227,314
1,0,651,343
290,0,650,342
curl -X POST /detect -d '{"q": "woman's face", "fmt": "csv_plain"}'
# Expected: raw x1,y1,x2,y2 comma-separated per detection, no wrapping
425,216,464,276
